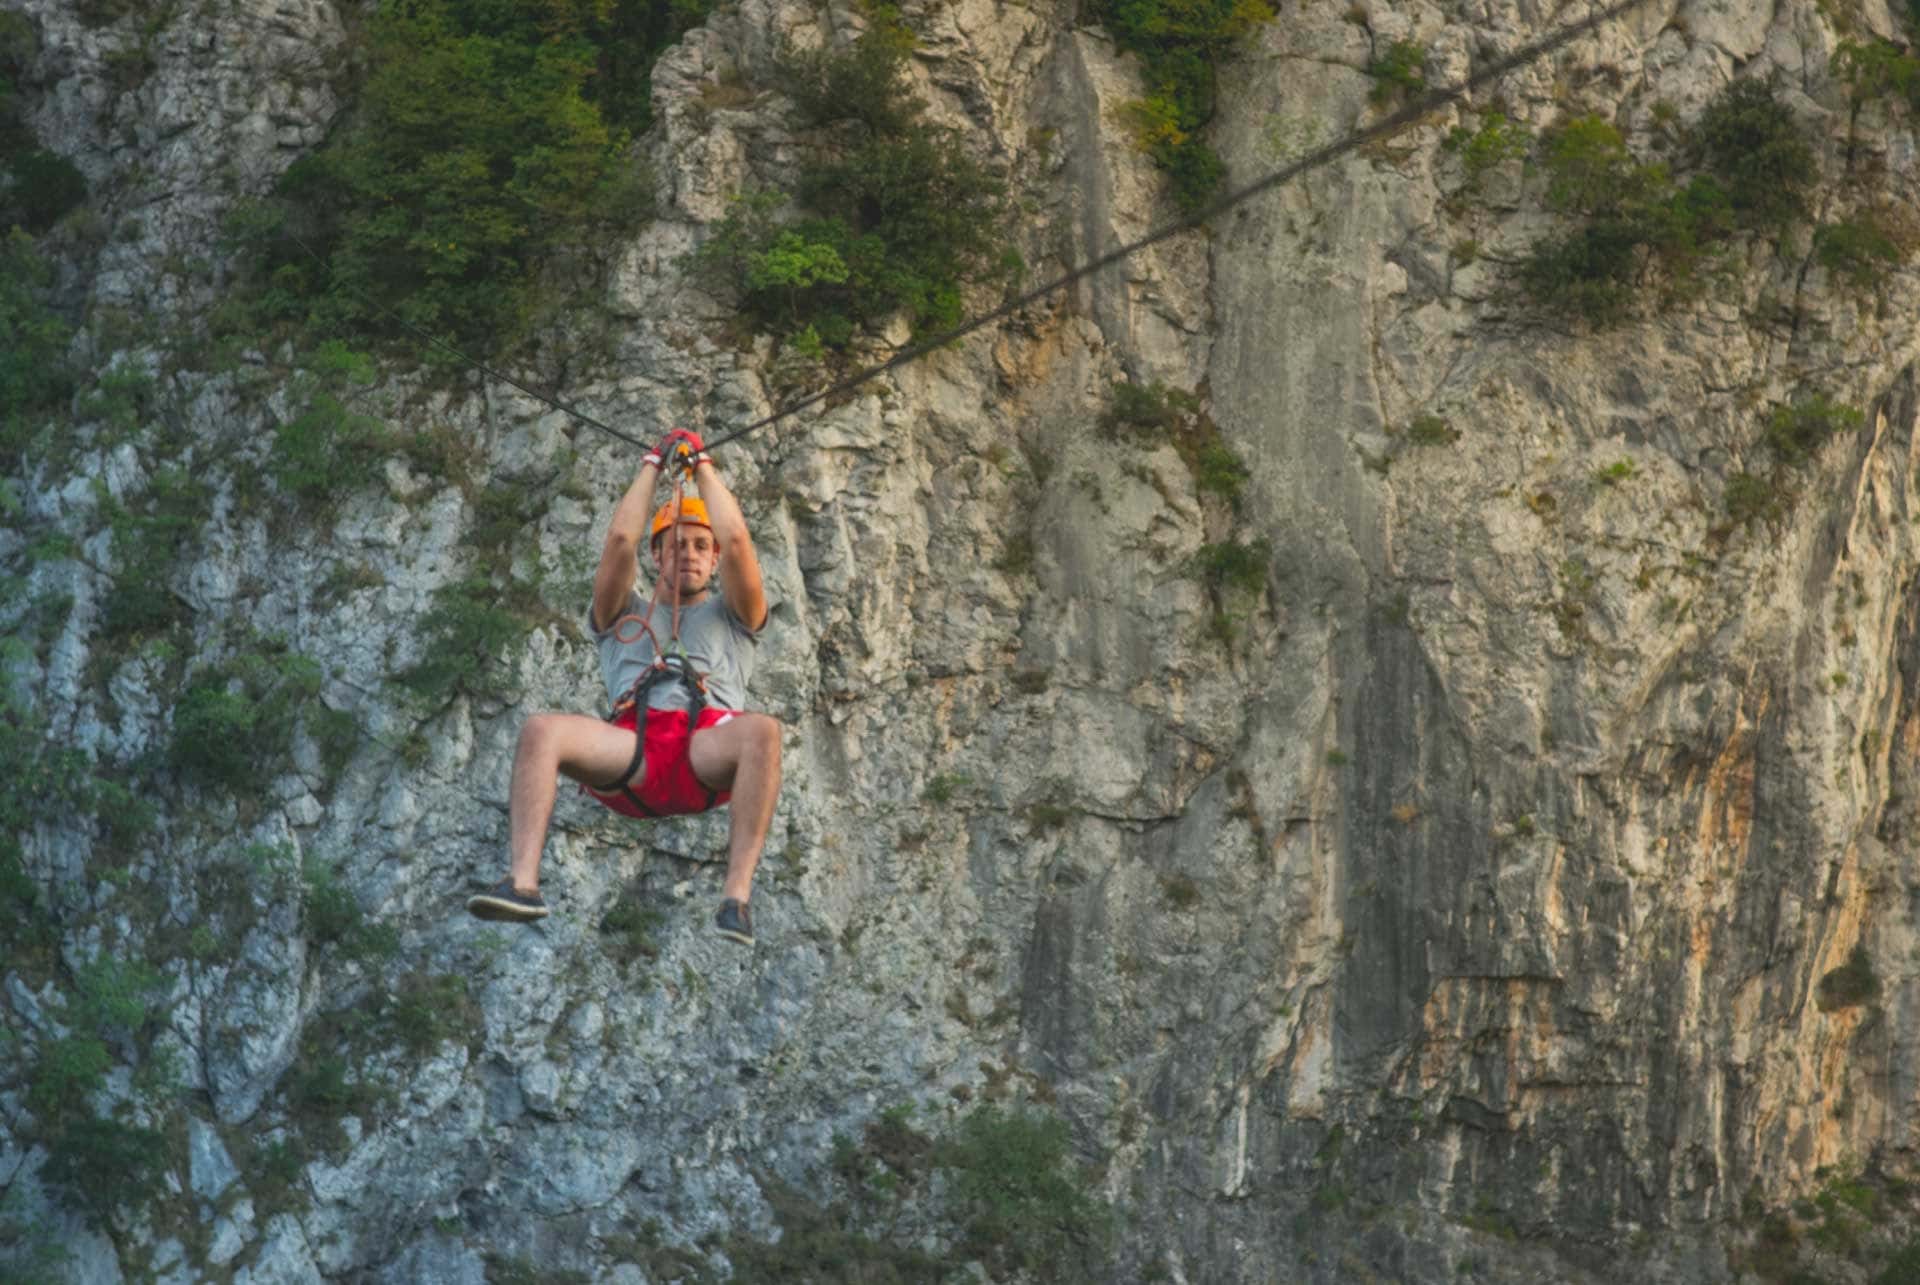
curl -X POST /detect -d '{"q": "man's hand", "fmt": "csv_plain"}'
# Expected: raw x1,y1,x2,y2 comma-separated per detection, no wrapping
646,427,709,475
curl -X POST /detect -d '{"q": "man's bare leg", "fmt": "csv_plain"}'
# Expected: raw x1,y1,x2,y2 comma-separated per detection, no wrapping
489,713,639,899
689,713,783,903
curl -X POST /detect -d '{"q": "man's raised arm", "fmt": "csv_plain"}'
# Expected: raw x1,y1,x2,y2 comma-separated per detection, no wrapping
692,457,767,632
592,449,663,634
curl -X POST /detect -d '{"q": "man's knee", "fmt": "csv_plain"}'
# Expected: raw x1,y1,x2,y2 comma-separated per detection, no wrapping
744,713,781,761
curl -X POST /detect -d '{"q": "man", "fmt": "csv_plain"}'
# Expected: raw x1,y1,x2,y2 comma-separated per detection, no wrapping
467,428,780,945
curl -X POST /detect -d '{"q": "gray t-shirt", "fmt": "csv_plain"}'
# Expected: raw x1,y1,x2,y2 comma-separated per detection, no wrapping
591,590,760,712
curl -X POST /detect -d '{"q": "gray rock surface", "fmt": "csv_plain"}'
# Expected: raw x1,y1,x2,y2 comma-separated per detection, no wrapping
5,0,1920,1280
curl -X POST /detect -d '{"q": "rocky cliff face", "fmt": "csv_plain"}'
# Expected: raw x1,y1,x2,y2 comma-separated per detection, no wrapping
6,0,1920,1281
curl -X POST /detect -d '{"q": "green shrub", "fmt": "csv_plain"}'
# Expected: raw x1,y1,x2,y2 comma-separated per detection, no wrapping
1090,0,1274,211
1815,213,1907,289
26,1036,111,1119
384,971,478,1056
0,230,74,467
1723,471,1782,528
940,1104,1113,1280
1540,116,1657,217
170,645,323,789
777,11,920,135
697,24,1017,354
301,856,359,943
601,889,664,965
239,0,690,353
101,467,210,642
1102,379,1201,435
1366,40,1426,105
1690,78,1816,233
1516,219,1642,326
1816,943,1879,1011
1763,394,1864,467
40,1117,170,1221
1197,539,1270,595
268,342,390,507
1832,38,1920,113
1444,110,1530,192
2,150,87,233
395,574,536,706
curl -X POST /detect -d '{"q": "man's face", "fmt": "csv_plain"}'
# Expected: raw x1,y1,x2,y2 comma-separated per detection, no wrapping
653,523,717,597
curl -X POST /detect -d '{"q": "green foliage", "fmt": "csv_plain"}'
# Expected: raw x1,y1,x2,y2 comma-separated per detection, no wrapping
923,771,971,804
1816,943,1879,1011
1689,78,1817,233
1103,379,1201,434
776,9,920,135
26,1035,111,1119
100,466,210,642
1365,40,1427,105
1,150,87,234
940,1104,1114,1279
1102,380,1251,505
1723,471,1782,528
395,574,536,706
302,855,395,959
1517,82,1815,325
169,642,326,790
601,887,664,965
1832,38,1920,113
1516,219,1643,326
1815,213,1908,290
40,1117,170,1221
1763,395,1864,467
1088,0,1274,211
268,343,391,508
1405,413,1457,446
238,0,692,353
1196,538,1271,595
0,230,73,468
1444,110,1530,192
1540,116,1652,217
384,971,479,1056
697,28,1016,355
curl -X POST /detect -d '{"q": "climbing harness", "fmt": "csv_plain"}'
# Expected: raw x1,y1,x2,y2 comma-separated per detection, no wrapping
592,447,721,815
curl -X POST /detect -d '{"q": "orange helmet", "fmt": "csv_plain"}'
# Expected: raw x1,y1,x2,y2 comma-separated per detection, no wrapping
650,495,712,541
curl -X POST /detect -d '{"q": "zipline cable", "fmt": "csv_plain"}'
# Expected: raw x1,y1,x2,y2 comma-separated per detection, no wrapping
304,0,1651,456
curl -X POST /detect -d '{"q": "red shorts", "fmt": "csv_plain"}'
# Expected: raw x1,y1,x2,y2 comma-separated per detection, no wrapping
585,705,736,818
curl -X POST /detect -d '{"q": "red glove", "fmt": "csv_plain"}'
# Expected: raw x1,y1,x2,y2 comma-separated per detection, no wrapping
648,428,709,472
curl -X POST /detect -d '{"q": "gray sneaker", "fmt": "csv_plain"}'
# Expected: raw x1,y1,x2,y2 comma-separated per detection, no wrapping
467,878,549,923
714,898,753,946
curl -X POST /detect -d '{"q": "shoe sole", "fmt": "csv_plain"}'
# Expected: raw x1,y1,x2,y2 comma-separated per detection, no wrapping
715,927,754,946
467,895,550,923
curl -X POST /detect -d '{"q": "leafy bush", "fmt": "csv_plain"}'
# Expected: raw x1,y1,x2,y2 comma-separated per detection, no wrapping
1832,38,1920,114
1197,539,1270,595
698,24,1016,353
1088,0,1274,211
940,1104,1113,1279
1443,110,1530,192
1815,213,1907,289
396,574,536,706
1723,471,1781,528
0,230,73,467
41,1117,170,1221
268,344,390,509
1689,78,1816,233
100,467,210,642
1366,39,1426,105
1517,219,1643,326
169,641,330,790
237,0,695,353
2,150,87,233
1763,395,1864,467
